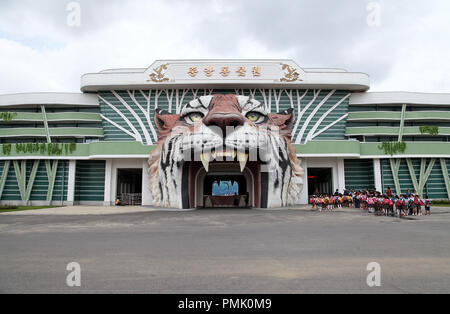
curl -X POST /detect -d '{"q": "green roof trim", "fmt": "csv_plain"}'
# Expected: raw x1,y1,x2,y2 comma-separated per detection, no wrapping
405,111,450,120
47,112,102,122
0,112,102,122
360,142,450,156
347,111,450,121
0,141,155,159
295,140,361,155
0,128,104,137
48,128,104,137
345,126,450,136
295,141,450,156
0,140,449,159
347,111,402,120
0,128,47,137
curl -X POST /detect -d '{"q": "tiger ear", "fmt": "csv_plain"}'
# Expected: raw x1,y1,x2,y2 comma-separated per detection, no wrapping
154,109,180,140
269,108,295,130
154,109,180,133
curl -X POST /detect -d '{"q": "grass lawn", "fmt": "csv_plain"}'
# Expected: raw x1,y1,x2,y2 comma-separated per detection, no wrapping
0,206,62,213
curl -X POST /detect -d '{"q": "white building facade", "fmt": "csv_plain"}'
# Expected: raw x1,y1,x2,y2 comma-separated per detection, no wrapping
0,60,449,207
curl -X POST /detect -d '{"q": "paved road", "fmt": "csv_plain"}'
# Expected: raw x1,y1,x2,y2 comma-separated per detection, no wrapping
1,207,449,293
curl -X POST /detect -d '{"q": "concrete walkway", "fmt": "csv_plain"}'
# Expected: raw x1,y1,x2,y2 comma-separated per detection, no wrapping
1,205,314,215
0,205,162,215
2,204,448,216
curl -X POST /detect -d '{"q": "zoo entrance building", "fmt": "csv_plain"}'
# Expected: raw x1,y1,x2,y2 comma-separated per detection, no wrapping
0,60,449,208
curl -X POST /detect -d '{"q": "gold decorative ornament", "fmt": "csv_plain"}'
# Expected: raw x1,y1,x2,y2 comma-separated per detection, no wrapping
219,66,230,77
236,66,246,77
280,64,302,82
187,66,198,77
204,66,215,77
148,64,169,82
252,66,261,77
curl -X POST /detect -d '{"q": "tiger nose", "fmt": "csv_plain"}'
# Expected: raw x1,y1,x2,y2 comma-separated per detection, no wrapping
203,113,245,134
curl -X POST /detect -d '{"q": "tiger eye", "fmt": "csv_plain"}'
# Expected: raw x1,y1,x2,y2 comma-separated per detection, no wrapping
189,113,203,122
246,112,260,122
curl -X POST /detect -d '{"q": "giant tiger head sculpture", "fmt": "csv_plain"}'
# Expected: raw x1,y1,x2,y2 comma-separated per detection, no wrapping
148,94,303,209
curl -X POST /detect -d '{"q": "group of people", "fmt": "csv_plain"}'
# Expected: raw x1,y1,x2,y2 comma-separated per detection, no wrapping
309,194,352,211
310,187,432,217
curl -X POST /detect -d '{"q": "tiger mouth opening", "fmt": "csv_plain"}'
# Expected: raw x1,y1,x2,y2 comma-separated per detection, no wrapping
181,148,266,209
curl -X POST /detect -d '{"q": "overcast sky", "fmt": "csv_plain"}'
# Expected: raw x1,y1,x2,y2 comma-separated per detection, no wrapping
0,0,449,94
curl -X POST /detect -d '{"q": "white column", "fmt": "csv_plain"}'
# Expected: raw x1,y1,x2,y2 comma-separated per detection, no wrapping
373,158,382,193
332,159,339,194
337,158,346,193
141,159,153,206
103,159,113,206
66,160,76,205
298,157,309,204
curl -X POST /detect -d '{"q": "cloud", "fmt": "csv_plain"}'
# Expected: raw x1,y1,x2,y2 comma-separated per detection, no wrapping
0,0,449,93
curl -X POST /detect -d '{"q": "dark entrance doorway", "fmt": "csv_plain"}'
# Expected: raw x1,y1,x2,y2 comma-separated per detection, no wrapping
203,172,249,208
117,168,142,205
307,168,332,196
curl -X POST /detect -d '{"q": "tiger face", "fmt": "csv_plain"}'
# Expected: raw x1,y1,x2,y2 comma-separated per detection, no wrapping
148,94,303,209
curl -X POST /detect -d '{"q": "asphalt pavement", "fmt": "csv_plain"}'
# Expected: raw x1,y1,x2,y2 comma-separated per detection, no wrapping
1,206,449,293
